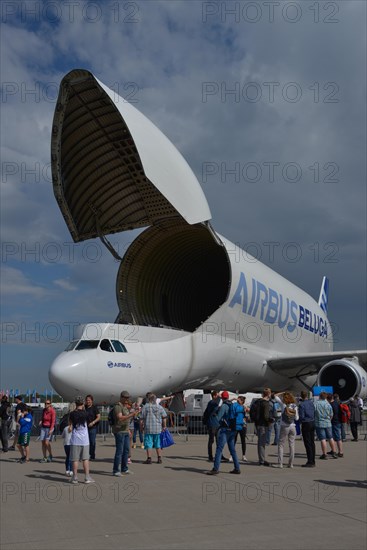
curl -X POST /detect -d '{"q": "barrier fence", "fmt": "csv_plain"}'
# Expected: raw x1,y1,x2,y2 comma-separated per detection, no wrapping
7,407,366,441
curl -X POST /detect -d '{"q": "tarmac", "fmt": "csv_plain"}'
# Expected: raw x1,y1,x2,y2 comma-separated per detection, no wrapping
0,433,366,550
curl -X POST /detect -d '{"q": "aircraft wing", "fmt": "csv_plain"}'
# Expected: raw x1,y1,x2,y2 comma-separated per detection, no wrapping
267,350,367,378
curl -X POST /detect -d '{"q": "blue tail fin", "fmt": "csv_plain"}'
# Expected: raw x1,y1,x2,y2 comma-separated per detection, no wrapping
318,276,329,314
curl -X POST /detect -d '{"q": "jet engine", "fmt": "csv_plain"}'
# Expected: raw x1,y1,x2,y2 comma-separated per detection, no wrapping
317,359,367,402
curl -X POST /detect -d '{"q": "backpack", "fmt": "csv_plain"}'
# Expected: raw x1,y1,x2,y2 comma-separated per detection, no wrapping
272,401,282,419
58,413,69,434
282,405,296,424
249,398,262,423
339,403,351,423
108,405,116,427
227,403,238,430
220,402,237,430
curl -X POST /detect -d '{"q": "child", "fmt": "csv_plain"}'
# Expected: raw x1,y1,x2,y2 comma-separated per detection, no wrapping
17,407,33,463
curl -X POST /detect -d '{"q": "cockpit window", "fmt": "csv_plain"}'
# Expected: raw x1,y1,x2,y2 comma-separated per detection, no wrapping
76,340,99,350
111,340,127,353
100,339,114,352
65,341,78,351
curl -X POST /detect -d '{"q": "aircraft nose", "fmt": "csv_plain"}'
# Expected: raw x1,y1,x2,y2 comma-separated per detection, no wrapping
49,352,87,401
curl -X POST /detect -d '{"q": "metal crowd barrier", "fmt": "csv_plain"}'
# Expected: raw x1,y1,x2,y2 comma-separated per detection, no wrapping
7,407,366,441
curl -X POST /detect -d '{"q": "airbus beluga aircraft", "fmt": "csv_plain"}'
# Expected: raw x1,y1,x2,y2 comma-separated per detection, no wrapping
49,69,366,403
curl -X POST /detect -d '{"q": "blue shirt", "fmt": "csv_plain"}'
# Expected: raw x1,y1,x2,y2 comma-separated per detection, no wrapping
19,413,32,435
315,399,333,428
298,399,315,423
330,400,341,424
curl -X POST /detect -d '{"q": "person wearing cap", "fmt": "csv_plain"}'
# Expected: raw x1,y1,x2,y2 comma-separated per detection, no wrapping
68,396,95,484
112,390,138,476
207,390,241,475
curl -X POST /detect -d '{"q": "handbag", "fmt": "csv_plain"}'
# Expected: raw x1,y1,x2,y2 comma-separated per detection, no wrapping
160,429,175,448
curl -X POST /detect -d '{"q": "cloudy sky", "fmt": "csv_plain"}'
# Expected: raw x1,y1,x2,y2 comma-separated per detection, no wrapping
1,0,366,392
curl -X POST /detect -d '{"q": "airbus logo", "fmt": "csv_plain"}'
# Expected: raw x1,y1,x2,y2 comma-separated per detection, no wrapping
229,272,328,337
107,362,132,369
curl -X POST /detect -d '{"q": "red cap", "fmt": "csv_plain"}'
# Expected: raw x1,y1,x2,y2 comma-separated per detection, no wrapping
221,391,229,399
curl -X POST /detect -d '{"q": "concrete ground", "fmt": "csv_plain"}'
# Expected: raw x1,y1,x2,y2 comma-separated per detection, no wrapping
0,434,366,550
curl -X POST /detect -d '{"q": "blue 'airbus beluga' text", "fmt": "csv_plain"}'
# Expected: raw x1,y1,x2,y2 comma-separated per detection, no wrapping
229,272,328,337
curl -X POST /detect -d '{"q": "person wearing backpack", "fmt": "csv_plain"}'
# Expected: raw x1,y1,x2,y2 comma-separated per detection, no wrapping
206,391,241,475
203,390,221,462
276,391,299,468
266,393,282,446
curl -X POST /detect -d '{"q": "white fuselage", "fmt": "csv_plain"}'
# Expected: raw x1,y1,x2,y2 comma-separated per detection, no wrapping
49,237,332,402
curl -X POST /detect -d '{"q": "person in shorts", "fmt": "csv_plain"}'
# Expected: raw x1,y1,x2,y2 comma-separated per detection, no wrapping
140,393,167,464
327,393,344,457
69,396,95,484
39,399,56,463
17,407,33,463
314,392,338,460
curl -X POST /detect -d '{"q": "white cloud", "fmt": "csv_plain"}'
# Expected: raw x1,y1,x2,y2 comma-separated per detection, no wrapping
53,278,78,291
0,266,51,298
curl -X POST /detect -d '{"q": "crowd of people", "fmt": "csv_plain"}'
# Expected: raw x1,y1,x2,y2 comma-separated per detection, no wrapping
0,389,364,481
0,391,173,484
203,389,364,474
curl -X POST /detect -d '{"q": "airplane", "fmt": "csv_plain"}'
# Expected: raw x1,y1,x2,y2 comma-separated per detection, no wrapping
49,69,366,404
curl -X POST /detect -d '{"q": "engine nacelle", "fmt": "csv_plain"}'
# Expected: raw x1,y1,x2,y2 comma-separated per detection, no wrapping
317,359,367,402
